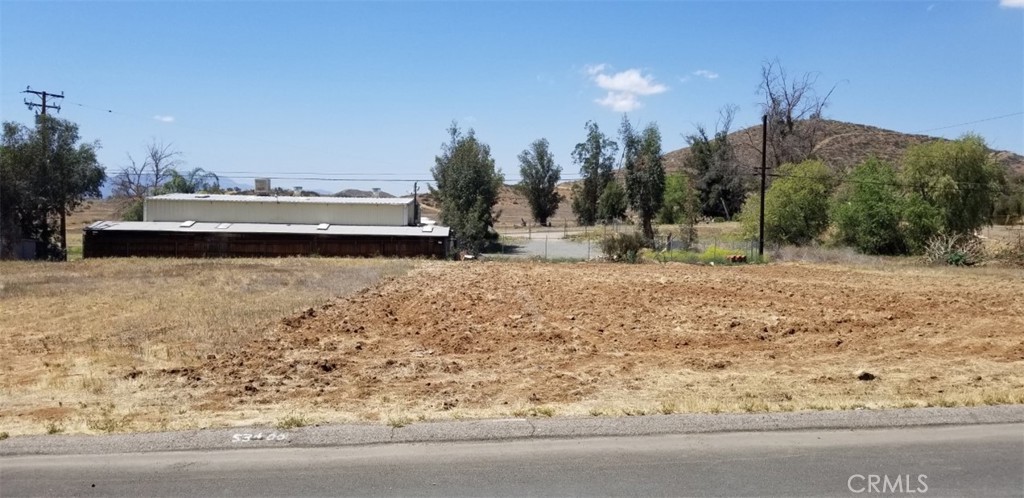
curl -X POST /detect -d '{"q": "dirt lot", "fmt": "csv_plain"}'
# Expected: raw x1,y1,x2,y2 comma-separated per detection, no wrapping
200,261,1022,422
2,259,1022,435
8,258,1024,434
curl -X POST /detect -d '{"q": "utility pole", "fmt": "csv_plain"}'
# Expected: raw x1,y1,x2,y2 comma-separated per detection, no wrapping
413,182,420,226
23,87,63,116
758,114,768,259
23,87,67,260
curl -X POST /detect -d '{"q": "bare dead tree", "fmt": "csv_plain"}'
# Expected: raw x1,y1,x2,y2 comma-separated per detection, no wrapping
111,140,183,219
743,59,837,172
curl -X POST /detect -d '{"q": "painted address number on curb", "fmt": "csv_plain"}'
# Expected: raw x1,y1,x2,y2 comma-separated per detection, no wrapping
232,433,288,442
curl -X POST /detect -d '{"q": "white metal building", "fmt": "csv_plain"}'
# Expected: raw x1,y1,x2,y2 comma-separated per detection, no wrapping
143,193,417,227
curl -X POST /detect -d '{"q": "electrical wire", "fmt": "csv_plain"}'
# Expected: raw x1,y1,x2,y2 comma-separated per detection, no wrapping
43,97,1024,194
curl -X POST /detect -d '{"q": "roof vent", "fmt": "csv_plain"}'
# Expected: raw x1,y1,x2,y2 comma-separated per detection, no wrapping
254,178,271,196
372,187,381,198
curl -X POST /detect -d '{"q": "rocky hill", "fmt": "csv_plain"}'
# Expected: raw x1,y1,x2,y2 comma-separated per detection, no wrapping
333,188,396,198
662,119,1024,176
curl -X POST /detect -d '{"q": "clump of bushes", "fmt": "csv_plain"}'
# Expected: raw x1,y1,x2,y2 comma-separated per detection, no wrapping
599,232,649,263
657,246,751,265
923,233,985,266
738,159,834,246
735,135,1006,264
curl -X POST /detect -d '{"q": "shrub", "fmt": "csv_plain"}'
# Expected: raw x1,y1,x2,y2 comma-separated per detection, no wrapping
923,233,984,266
831,159,907,255
275,414,310,429
599,232,649,263
656,246,750,265
597,180,627,223
901,135,1004,236
739,160,833,245
900,196,945,254
659,172,700,250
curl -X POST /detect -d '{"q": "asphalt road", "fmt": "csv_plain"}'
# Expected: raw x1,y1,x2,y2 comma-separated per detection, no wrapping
3,424,1021,497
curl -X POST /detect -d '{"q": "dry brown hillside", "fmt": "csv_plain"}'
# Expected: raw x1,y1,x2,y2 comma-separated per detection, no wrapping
662,119,1024,176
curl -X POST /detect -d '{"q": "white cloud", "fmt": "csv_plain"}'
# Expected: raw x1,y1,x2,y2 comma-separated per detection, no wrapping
1000,0,1024,7
595,92,642,113
594,69,668,95
585,65,668,112
584,63,609,76
693,69,719,80
153,115,175,123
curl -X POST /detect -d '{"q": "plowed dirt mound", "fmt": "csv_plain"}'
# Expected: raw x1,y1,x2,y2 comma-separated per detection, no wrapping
180,262,1024,420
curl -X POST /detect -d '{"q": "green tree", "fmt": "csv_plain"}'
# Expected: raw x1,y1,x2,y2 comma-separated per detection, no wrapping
740,159,833,245
597,180,627,223
430,123,504,253
159,167,220,194
658,172,698,224
0,116,105,259
900,134,1004,236
685,106,746,219
900,196,944,254
570,121,618,225
659,172,700,249
831,158,906,255
622,117,665,240
993,173,1024,225
517,138,562,226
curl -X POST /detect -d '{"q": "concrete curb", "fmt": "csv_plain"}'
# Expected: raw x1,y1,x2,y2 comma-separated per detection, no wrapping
1,405,1022,457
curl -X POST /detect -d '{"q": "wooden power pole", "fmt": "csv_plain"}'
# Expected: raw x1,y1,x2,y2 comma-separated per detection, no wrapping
23,87,67,260
758,114,767,259
23,87,63,116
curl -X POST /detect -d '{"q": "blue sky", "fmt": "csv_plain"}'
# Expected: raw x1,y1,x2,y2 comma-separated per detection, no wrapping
2,1,1022,195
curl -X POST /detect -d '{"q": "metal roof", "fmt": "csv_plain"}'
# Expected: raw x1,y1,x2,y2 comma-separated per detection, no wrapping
149,193,414,206
86,221,450,237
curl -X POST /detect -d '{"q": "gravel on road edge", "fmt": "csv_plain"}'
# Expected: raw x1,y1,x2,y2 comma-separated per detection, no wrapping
1,405,1022,457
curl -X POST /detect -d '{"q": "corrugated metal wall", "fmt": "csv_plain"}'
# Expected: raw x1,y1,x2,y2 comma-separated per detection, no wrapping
144,198,413,226
83,230,449,259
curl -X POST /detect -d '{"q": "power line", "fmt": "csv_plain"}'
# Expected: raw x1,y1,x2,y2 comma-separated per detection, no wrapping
748,171,1024,196
63,98,412,170
210,170,584,181
913,111,1024,134
212,175,584,184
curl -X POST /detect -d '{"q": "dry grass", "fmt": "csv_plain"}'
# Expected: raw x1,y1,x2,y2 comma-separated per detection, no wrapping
164,261,1023,428
0,257,411,435
3,253,1022,436
65,199,119,260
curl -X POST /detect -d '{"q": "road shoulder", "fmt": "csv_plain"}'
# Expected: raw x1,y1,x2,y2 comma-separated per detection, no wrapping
1,405,1021,457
